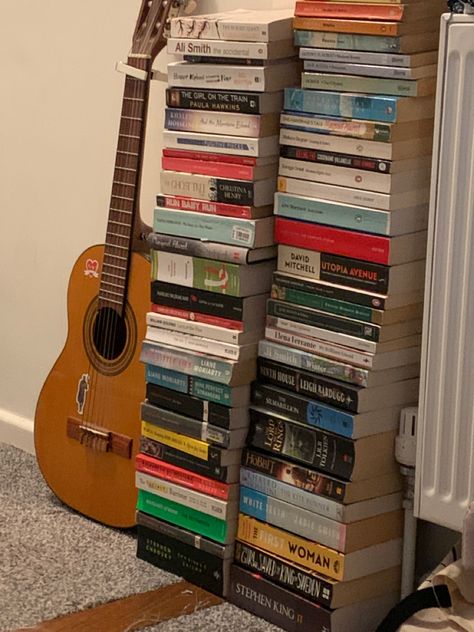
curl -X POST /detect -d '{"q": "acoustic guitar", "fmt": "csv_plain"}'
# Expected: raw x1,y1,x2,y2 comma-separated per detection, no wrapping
34,0,190,528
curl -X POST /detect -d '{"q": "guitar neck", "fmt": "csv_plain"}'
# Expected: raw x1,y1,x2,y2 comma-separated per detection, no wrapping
99,56,152,313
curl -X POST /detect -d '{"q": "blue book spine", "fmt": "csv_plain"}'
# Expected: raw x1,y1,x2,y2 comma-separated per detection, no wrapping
275,193,389,235
141,341,235,385
294,30,401,54
153,208,257,247
145,364,233,406
284,88,399,123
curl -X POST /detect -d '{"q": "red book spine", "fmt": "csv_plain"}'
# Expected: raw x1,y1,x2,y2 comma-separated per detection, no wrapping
163,148,258,166
136,454,231,500
151,303,245,331
162,156,255,180
295,1,403,20
155,194,258,219
275,217,390,265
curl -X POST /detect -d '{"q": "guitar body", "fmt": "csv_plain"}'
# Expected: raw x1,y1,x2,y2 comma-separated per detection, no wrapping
34,246,150,527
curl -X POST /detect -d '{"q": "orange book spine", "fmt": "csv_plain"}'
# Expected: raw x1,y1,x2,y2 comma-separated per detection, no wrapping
293,16,400,36
295,1,404,20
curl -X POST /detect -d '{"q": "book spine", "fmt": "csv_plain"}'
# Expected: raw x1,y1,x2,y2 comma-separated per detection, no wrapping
141,403,233,449
229,565,332,631
242,447,347,501
280,111,391,142
145,364,237,407
294,29,402,54
273,272,386,310
136,453,231,500
265,322,376,363
149,232,252,263
164,109,268,138
140,340,240,386
295,1,403,20
278,156,391,194
141,421,235,466
303,60,421,80
259,339,370,387
275,217,390,265
169,18,272,43
151,303,244,331
240,486,345,550
298,46,412,67
293,16,401,36
146,312,246,346
277,245,391,294
284,87,398,123
183,55,270,66
154,194,260,221
248,409,356,480
267,299,381,343
163,130,270,158
166,88,271,114
163,149,259,166
240,468,343,521
168,64,269,92
280,145,391,174
140,436,236,483
137,489,233,544
150,250,244,297
136,471,231,520
162,156,258,181
272,282,380,324
301,72,421,98
145,328,246,362
159,173,263,207
146,382,238,428
252,382,355,437
151,281,246,321
137,524,228,596
236,515,346,580
257,357,361,413
167,38,274,60
234,541,335,607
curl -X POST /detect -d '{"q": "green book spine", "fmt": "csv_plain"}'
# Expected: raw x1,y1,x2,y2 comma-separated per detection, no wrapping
137,489,231,544
301,72,419,97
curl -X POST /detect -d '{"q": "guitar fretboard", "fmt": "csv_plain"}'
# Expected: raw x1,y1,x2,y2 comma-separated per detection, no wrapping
99,56,151,314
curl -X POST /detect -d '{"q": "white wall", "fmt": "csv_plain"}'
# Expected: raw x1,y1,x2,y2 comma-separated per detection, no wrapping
0,1,293,449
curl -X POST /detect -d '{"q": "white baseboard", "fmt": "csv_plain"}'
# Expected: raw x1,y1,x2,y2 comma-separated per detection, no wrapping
0,408,35,454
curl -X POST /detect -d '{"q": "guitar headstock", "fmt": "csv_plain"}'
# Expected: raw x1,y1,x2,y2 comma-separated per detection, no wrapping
131,0,193,60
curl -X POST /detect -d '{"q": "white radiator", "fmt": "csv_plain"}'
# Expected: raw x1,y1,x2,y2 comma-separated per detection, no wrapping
415,13,474,532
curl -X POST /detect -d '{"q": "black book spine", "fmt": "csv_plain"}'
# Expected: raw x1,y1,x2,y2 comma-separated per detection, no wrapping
241,448,347,501
267,299,380,342
137,524,228,596
140,437,238,483
280,144,392,174
247,409,355,480
183,55,267,66
146,383,233,429
166,88,266,114
151,280,244,320
257,357,361,413
229,565,331,632
234,541,334,608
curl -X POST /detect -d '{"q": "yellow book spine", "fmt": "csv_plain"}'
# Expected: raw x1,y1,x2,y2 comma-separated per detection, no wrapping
237,514,346,582
141,421,209,461
293,16,399,36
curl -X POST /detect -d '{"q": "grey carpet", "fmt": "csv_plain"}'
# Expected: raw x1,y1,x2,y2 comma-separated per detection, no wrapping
0,443,179,631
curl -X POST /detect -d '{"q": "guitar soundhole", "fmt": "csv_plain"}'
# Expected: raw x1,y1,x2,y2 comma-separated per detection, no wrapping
92,307,127,360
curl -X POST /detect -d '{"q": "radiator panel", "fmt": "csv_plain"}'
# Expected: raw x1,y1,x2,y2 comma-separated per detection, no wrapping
415,15,474,532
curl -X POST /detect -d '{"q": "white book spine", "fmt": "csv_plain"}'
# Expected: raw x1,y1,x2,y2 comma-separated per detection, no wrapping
146,312,243,345
303,60,419,79
168,62,268,92
145,326,249,361
167,38,273,59
135,471,234,520
163,130,278,158
279,128,392,161
265,324,376,366
165,109,267,137
279,157,391,194
299,47,412,67
169,17,272,42
278,175,390,210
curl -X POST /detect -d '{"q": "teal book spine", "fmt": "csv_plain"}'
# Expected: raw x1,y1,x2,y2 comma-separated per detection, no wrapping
153,208,258,247
284,88,400,123
274,193,389,235
294,30,401,53
137,490,233,544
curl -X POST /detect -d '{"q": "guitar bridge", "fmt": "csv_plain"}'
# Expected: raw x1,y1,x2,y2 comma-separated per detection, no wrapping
67,418,133,459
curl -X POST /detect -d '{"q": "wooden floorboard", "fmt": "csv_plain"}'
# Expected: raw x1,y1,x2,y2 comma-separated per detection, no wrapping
14,580,223,632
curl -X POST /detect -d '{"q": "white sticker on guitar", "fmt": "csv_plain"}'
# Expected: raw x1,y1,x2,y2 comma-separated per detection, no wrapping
84,259,100,278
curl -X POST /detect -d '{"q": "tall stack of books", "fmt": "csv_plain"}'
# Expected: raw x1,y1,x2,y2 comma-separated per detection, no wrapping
135,9,297,598
228,1,445,630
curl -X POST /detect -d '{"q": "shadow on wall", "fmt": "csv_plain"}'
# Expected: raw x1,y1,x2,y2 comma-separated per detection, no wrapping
416,520,460,583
